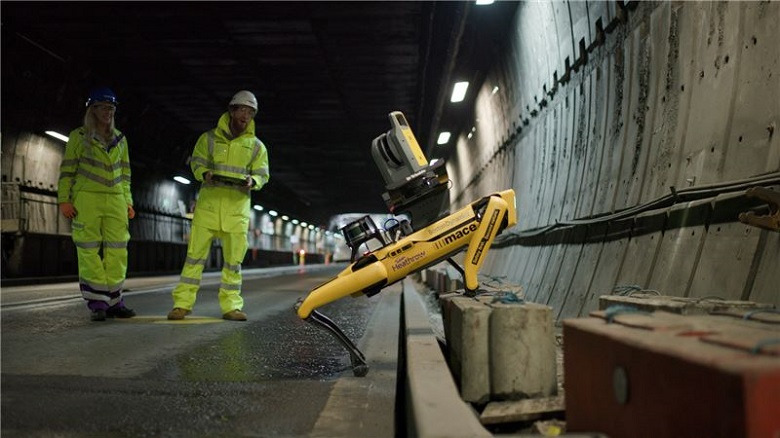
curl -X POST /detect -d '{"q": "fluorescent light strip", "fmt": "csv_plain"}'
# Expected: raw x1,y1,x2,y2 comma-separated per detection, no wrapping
450,81,469,102
45,131,69,142
173,176,191,185
437,132,451,145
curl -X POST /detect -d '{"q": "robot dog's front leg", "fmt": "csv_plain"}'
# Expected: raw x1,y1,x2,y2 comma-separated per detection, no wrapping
295,260,388,377
306,309,368,377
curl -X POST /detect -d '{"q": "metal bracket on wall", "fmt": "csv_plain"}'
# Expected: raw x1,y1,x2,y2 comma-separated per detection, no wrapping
739,187,780,232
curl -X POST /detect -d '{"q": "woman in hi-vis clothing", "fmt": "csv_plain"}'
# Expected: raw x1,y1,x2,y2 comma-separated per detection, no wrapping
57,87,136,321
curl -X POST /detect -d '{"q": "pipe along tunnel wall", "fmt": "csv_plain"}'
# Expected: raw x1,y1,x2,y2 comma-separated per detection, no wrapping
445,1,780,317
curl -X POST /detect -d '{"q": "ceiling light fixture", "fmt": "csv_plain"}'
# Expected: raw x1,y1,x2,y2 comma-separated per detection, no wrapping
437,132,451,145
476,0,494,5
269,210,279,217
253,205,264,211
45,131,69,142
450,81,469,103
173,176,191,185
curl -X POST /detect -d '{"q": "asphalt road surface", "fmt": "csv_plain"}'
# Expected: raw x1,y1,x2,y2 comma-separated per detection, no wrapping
1,266,388,437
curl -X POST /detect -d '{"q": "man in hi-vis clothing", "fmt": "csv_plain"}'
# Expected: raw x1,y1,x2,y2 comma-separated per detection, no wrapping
168,90,269,321
58,87,136,321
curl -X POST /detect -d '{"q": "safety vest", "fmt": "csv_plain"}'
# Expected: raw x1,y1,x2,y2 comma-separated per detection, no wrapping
57,128,133,206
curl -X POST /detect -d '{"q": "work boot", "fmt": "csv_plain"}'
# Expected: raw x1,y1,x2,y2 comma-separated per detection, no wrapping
91,309,107,322
167,308,191,320
222,310,247,321
107,306,136,318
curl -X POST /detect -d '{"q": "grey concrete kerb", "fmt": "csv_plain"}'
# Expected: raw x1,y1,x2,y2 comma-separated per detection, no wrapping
403,278,492,438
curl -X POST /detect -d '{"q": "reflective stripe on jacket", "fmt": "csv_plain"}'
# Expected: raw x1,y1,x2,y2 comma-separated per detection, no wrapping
57,128,133,206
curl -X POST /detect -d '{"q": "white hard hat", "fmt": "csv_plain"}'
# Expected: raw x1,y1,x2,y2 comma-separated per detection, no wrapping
229,90,258,111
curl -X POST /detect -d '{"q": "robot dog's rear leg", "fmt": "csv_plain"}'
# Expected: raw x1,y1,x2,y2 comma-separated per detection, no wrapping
307,309,369,377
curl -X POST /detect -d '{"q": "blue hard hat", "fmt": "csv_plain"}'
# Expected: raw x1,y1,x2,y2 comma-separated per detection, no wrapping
85,87,118,107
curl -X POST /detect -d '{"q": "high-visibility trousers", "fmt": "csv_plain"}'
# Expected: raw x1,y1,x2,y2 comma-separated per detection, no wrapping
71,191,129,309
172,224,247,314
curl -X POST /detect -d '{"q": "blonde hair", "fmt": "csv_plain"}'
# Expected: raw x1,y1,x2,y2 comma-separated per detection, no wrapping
83,105,116,142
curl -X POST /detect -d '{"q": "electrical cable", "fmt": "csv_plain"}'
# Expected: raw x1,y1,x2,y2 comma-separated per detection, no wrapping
495,172,780,243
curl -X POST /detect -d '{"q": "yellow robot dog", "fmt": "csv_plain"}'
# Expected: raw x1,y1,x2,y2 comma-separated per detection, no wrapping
295,111,516,376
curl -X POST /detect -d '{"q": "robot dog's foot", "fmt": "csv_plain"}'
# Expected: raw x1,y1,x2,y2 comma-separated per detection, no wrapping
307,309,369,377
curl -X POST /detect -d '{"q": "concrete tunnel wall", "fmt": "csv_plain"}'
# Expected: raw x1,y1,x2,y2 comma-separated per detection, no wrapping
444,1,780,319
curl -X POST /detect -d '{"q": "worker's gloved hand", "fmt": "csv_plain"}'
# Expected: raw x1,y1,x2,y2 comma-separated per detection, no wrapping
128,205,136,219
245,176,255,187
59,202,77,219
203,171,213,183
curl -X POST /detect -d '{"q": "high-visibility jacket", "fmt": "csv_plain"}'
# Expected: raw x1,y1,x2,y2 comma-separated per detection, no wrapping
189,112,269,233
57,128,133,206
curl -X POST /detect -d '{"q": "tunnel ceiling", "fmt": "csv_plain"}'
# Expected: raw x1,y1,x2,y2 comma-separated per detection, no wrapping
1,1,517,226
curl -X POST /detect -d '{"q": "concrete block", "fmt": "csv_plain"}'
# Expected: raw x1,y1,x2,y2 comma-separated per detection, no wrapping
428,271,438,290
480,395,565,425
489,302,557,400
404,281,493,438
447,277,460,293
442,296,492,403
438,272,448,293
598,294,773,316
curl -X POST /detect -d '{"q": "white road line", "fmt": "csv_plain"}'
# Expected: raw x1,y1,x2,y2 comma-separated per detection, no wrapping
1,264,344,312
